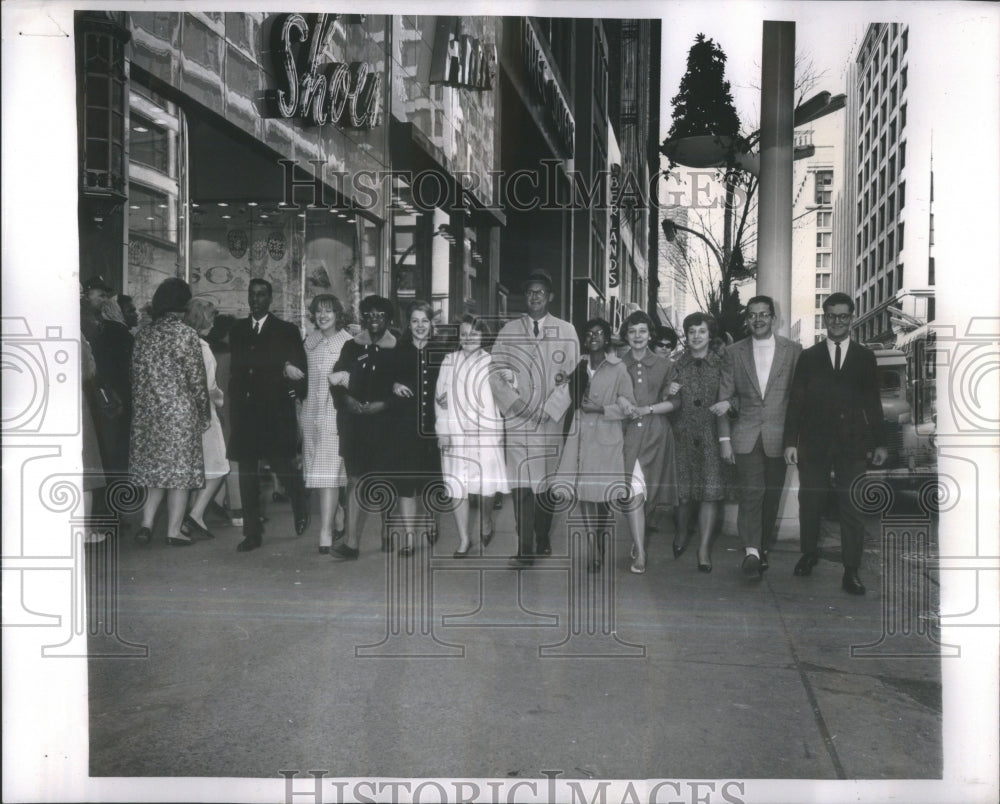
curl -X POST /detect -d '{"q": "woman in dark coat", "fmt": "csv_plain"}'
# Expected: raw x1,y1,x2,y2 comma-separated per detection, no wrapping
328,295,401,561
130,277,209,546
389,300,444,555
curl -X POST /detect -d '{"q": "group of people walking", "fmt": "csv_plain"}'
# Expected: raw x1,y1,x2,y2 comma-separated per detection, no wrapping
83,266,887,596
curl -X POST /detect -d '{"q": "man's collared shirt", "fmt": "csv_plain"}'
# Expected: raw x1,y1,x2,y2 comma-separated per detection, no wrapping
825,336,850,370
752,334,776,395
251,313,270,334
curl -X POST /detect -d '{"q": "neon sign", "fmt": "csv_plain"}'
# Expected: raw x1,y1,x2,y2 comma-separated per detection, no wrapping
267,14,382,130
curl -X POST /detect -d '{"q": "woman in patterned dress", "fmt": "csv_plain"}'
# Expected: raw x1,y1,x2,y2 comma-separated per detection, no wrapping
130,278,209,546
435,315,509,557
620,311,680,559
181,298,229,541
389,300,444,556
671,312,731,572
301,294,352,553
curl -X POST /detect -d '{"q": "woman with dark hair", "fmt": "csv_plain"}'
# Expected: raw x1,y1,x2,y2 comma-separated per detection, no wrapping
619,310,680,560
130,277,210,546
301,293,352,553
435,314,509,557
181,298,229,539
671,311,731,571
328,295,400,561
554,318,639,571
390,300,444,555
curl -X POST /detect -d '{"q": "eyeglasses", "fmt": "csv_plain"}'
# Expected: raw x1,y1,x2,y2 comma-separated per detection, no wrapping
525,289,549,298
362,311,388,320
824,313,853,323
747,312,772,320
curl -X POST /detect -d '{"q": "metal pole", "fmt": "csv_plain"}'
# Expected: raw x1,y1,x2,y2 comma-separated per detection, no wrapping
757,21,795,337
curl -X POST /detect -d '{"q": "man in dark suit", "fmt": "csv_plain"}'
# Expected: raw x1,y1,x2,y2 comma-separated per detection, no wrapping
716,295,802,578
783,292,887,594
228,279,308,552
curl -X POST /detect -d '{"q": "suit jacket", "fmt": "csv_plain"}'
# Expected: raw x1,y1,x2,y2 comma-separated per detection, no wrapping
227,314,307,461
783,339,885,462
489,314,579,490
719,334,801,456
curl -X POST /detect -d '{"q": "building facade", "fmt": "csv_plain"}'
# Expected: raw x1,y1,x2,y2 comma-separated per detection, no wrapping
835,23,934,346
789,113,840,344
76,12,659,332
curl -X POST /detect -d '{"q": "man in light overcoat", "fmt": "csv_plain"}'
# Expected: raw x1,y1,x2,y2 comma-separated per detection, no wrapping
490,270,579,567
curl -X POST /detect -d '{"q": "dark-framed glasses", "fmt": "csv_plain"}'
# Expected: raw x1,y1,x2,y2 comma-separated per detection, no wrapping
824,312,852,323
747,312,772,321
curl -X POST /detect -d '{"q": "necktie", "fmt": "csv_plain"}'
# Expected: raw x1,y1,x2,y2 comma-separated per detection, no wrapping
533,320,539,338
253,320,260,335
834,341,841,371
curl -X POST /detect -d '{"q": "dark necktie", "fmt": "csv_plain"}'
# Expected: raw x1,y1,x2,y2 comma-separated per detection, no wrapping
253,319,261,335
834,341,842,371
533,320,539,338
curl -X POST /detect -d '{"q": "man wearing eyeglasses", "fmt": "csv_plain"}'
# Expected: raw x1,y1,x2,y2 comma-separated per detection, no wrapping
490,269,579,567
783,292,887,595
715,295,802,579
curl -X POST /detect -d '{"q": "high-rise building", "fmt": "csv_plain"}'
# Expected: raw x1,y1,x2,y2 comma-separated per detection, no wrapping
835,23,934,345
789,114,840,344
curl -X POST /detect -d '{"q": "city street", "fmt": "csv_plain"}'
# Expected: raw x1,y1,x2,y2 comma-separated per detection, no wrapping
86,489,942,781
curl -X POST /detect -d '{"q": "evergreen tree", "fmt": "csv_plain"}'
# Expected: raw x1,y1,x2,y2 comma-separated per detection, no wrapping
668,34,741,143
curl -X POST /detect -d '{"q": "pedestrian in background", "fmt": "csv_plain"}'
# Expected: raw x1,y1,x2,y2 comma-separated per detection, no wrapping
181,298,229,541
301,293,352,554
391,300,445,556
130,277,209,547
435,315,509,558
671,311,730,572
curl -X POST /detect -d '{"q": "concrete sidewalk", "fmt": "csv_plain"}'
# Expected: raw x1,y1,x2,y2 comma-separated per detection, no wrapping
86,490,942,781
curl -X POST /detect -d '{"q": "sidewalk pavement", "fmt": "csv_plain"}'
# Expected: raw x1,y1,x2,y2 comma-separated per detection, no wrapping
86,490,942,781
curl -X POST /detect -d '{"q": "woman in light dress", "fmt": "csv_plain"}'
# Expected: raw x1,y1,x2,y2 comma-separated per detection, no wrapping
553,319,639,572
435,315,509,557
301,294,352,553
181,298,230,540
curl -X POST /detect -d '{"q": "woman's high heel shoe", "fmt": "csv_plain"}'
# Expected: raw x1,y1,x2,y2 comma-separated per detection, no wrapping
453,543,472,558
672,542,686,559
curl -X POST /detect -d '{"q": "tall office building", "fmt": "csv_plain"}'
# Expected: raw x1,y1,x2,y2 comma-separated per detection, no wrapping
834,23,934,345
790,113,840,344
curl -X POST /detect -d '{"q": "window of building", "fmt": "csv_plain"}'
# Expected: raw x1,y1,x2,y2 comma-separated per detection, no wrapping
816,232,832,248
890,83,897,108
929,255,936,287
900,103,907,130
886,271,893,296
929,212,934,247
879,133,887,163
899,141,906,170
816,252,831,268
896,263,904,289
877,241,884,270
889,118,897,146
814,170,833,206
897,222,905,251
902,29,908,54
815,273,831,289
901,65,908,90
129,183,173,243
856,264,862,287
877,277,884,303
402,40,419,68
888,193,895,221
886,230,895,258
888,154,896,181
817,211,832,228
815,314,824,330
899,181,906,210
878,202,885,233
815,293,828,309
130,114,170,173
927,296,935,322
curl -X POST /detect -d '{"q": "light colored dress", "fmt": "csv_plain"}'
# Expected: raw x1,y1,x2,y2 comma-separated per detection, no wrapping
553,355,635,503
302,328,351,488
198,338,229,480
435,349,510,499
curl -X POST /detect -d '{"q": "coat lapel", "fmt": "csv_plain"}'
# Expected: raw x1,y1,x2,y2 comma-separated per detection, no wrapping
762,338,787,398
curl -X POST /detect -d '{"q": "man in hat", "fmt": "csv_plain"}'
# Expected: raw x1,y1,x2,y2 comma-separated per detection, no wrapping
227,278,309,551
490,269,579,567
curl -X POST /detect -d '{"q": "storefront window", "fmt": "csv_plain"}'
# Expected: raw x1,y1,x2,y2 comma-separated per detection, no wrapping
130,114,169,172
